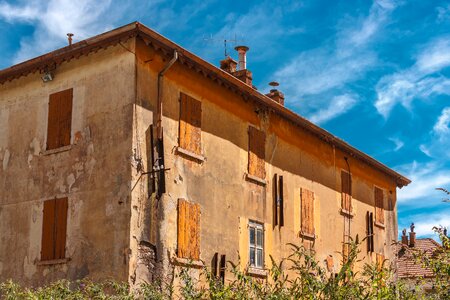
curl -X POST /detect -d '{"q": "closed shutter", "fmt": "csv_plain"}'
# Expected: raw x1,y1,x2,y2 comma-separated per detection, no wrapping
248,126,265,179
300,188,314,236
41,200,56,260
54,198,68,259
179,93,202,155
341,171,352,212
375,187,384,224
47,89,73,150
376,253,384,270
177,199,201,260
342,243,350,263
41,198,68,261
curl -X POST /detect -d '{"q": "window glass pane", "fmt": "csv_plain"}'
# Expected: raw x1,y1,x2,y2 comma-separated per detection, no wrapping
257,249,263,268
256,229,263,247
249,227,255,245
250,247,255,266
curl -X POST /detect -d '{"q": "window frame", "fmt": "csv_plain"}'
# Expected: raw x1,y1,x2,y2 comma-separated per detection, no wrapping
249,221,264,269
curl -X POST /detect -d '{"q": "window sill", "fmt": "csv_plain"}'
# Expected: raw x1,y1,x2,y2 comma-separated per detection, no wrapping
374,221,385,229
245,173,266,186
172,257,204,269
176,147,205,163
41,145,72,156
247,267,267,278
340,208,354,218
36,258,70,266
300,231,316,240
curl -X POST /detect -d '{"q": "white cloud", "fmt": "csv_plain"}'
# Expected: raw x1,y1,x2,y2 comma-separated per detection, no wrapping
437,4,450,22
308,94,358,124
400,211,450,238
0,0,116,63
397,161,450,202
433,107,450,134
375,37,450,118
388,137,404,151
272,0,396,115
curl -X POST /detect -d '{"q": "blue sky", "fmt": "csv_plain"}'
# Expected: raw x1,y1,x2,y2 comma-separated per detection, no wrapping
1,0,449,239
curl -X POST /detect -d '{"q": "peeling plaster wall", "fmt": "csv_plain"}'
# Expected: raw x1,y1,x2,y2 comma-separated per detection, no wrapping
134,43,399,284
0,40,136,285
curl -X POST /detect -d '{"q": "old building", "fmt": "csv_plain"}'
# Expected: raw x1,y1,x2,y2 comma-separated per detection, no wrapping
396,226,442,294
0,22,410,286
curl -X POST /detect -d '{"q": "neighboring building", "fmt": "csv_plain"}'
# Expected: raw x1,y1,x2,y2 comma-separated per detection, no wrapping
397,227,441,293
0,22,410,287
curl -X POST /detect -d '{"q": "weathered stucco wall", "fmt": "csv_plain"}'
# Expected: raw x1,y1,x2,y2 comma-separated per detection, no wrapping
133,40,399,283
0,40,136,285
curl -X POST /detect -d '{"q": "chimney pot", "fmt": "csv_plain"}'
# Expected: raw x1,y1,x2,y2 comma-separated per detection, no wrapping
235,45,249,70
401,228,409,246
409,231,416,247
67,33,74,46
266,82,285,105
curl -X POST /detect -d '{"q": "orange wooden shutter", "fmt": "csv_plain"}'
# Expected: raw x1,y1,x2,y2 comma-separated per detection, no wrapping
376,253,384,270
55,198,68,259
58,89,73,147
342,243,350,263
301,188,314,235
47,89,73,150
179,93,201,154
41,199,56,260
375,187,384,224
341,171,352,212
177,199,200,260
47,94,60,150
248,126,265,179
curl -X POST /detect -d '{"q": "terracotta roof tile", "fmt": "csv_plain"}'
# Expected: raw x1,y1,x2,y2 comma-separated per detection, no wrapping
396,238,441,278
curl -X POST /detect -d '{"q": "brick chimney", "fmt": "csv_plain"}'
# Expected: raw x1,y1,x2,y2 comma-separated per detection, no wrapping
409,223,416,247
231,46,252,86
220,56,237,73
265,82,285,105
401,228,409,246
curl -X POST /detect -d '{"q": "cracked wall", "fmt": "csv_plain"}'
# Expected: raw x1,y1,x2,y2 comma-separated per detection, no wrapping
0,40,136,286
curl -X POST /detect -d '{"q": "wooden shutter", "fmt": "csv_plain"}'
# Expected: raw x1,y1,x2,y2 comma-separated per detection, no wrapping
219,254,226,283
41,198,68,260
279,175,284,227
54,198,68,259
300,188,314,236
41,200,56,260
366,211,375,253
47,89,73,150
273,174,278,226
341,171,352,212
375,187,384,224
179,93,202,155
177,199,201,260
376,253,384,271
248,126,265,179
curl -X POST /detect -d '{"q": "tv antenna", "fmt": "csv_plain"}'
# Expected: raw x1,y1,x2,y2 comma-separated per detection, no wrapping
203,34,245,57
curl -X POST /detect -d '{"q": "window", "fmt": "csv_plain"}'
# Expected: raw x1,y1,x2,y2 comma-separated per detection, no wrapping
177,199,201,260
179,93,202,155
300,188,315,237
273,174,284,227
366,211,374,253
47,88,73,150
249,221,264,268
248,126,265,180
341,170,352,213
374,187,385,225
41,198,68,261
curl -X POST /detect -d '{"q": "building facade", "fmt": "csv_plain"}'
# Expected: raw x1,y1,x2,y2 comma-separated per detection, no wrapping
0,22,410,286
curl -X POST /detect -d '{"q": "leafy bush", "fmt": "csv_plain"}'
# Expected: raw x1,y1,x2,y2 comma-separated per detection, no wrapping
1,231,448,299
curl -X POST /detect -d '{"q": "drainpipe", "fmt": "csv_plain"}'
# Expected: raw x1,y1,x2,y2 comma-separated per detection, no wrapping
157,50,178,139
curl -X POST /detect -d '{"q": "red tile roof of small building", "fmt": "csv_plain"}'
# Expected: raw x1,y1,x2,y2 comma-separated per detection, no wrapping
396,238,441,278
